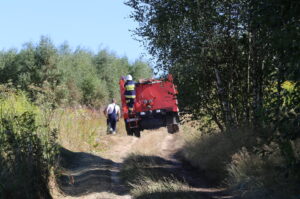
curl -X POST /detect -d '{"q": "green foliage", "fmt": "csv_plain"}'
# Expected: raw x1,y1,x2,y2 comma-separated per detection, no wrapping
127,1,299,197
130,60,153,81
0,37,153,107
0,89,58,199
126,0,300,129
80,76,108,107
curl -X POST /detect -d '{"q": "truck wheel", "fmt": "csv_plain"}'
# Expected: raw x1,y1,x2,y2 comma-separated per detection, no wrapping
125,120,133,136
167,124,179,134
134,129,141,138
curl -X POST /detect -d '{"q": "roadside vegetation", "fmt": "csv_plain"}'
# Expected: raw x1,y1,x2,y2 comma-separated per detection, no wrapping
0,37,153,197
1,0,299,198
51,107,126,152
126,0,300,198
0,86,57,198
121,154,203,199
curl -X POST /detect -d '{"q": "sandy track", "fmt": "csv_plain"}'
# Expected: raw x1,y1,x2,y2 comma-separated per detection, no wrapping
52,129,233,199
52,135,138,199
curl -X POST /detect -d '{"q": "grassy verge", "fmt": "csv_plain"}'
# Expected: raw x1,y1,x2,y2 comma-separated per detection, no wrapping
121,154,207,199
51,107,126,152
180,124,300,199
181,125,257,182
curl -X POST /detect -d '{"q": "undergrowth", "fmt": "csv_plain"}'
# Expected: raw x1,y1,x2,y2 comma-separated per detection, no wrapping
0,88,58,199
181,124,300,199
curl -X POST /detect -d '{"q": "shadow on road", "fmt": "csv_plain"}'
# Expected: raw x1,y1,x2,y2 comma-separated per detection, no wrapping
55,147,234,199
121,154,234,199
56,147,128,197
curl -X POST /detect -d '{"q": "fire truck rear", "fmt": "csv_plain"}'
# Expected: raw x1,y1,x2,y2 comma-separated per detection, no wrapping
119,74,179,137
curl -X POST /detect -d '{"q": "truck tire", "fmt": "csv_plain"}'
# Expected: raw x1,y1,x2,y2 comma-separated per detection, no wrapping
167,124,179,134
166,114,179,134
134,129,141,138
125,120,133,136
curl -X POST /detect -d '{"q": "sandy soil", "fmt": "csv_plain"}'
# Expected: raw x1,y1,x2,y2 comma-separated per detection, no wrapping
51,129,233,199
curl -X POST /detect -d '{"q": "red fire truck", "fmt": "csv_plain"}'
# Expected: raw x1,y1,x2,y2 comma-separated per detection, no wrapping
119,74,180,137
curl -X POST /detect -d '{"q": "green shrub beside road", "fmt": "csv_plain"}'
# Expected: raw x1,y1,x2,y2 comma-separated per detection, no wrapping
0,89,58,199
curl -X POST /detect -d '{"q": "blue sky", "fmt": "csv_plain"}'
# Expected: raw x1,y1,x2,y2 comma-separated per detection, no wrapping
0,0,149,62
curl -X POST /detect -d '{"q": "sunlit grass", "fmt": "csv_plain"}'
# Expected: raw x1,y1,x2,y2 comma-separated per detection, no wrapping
121,154,203,199
51,107,126,152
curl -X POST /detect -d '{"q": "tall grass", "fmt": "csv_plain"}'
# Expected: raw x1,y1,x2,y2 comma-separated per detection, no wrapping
226,145,300,199
181,125,257,182
51,107,126,152
0,88,58,199
181,124,300,198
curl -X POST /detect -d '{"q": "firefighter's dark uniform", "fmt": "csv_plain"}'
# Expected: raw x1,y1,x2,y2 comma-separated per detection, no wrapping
124,80,136,113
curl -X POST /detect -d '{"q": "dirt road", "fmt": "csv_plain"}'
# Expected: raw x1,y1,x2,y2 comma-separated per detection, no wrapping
51,129,233,199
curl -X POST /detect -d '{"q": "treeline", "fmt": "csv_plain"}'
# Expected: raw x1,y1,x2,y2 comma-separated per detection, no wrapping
0,36,152,198
127,0,299,198
0,36,153,107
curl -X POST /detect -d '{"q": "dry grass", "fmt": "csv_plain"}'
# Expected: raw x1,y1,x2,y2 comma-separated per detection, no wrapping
119,128,205,199
131,128,169,155
121,154,206,199
180,123,300,198
51,107,126,152
180,124,257,182
226,146,300,199
180,124,238,181
130,177,198,199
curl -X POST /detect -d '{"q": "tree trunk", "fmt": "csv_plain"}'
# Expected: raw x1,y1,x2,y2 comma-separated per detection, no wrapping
214,67,231,130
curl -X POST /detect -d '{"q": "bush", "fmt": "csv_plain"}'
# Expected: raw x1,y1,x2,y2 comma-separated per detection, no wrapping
226,146,300,199
0,89,58,198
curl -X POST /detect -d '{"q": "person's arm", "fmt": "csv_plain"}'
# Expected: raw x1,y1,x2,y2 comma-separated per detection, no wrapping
103,106,108,117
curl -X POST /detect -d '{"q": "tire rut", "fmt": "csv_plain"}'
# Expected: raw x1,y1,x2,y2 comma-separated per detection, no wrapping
53,131,234,199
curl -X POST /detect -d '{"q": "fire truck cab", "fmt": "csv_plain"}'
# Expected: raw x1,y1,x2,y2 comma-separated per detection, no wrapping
120,74,180,137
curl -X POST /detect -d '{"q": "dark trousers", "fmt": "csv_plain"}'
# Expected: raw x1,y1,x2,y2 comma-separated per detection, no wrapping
126,98,135,111
108,115,117,132
109,118,117,131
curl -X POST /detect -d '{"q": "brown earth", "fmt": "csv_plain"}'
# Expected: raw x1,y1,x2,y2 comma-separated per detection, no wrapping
51,129,234,199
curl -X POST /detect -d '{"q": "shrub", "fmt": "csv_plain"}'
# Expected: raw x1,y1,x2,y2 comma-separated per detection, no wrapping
0,89,58,198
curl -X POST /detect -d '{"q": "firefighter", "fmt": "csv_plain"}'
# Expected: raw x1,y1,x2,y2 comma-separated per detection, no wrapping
104,98,120,134
124,74,136,114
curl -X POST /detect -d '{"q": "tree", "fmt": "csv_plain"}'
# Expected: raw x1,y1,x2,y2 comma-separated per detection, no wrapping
126,0,300,132
130,60,153,80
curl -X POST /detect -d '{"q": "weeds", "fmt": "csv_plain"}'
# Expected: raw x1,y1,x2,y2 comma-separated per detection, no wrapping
0,90,58,199
181,123,300,198
181,126,257,182
226,146,300,199
51,107,124,152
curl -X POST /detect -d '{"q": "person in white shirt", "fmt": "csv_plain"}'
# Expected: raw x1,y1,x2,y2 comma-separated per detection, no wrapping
103,98,120,134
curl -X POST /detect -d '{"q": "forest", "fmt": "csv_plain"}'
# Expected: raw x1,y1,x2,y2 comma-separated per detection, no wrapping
126,0,300,198
0,36,152,107
0,0,299,198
